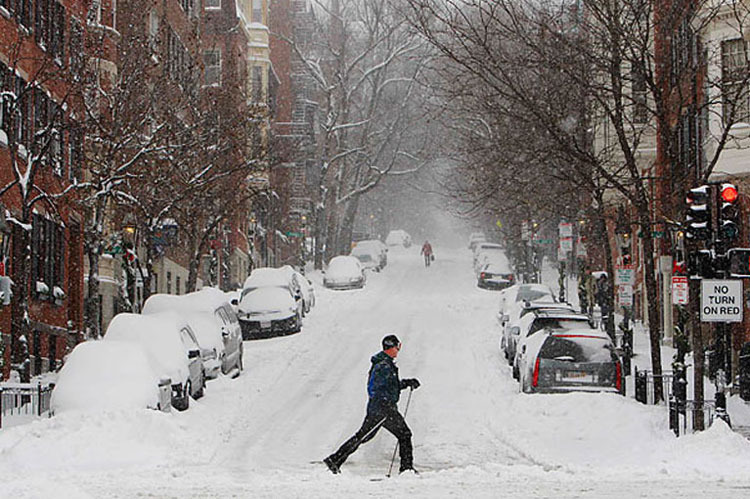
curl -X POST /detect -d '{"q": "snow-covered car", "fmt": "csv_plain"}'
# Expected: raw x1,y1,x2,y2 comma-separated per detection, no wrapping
497,283,557,323
508,308,592,379
323,255,366,290
51,340,171,413
468,232,486,250
518,328,622,395
353,239,388,268
350,245,381,271
142,288,243,377
278,265,315,315
237,286,302,339
104,312,205,411
243,267,304,317
473,243,505,272
477,262,514,290
385,229,412,248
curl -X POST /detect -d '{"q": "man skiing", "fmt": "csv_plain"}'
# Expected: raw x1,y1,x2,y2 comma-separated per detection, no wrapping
420,240,433,267
324,334,421,475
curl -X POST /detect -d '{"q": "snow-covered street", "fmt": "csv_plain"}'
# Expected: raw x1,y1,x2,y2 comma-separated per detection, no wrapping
3,247,750,498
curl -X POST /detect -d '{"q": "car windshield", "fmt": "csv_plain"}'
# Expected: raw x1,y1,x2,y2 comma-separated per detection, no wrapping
539,335,615,363
516,288,552,302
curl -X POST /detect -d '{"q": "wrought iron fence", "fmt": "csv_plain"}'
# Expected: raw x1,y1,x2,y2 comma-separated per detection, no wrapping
634,369,673,405
670,399,716,436
0,383,54,429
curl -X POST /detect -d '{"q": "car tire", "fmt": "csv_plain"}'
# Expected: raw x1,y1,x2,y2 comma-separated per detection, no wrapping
512,364,519,380
177,383,191,411
238,349,244,372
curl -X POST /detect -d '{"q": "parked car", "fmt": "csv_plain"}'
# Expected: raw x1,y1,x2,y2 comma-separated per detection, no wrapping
350,245,382,271
278,265,316,315
354,239,388,268
385,229,412,248
508,308,592,379
473,243,505,272
237,286,302,338
497,283,557,325
518,328,622,395
468,232,486,250
52,340,170,413
142,288,243,377
104,312,205,411
324,255,366,289
477,262,515,290
243,267,304,316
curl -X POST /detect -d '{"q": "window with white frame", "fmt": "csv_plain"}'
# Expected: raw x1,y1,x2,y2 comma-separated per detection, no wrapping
252,0,262,23
631,68,647,124
204,49,221,86
252,65,263,102
205,0,221,8
722,38,750,123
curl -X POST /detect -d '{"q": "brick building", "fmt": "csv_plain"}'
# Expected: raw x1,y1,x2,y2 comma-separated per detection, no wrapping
0,0,88,379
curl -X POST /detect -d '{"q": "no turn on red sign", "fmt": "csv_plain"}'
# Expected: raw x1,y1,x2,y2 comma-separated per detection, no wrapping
700,279,743,323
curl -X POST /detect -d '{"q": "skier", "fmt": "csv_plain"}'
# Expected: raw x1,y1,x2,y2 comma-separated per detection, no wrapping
420,240,433,267
324,334,421,475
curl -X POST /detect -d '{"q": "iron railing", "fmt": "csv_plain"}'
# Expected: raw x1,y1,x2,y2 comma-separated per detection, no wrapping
0,383,54,429
634,369,674,405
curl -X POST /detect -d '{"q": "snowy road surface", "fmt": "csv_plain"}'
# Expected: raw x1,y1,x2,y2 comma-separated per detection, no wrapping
3,248,750,498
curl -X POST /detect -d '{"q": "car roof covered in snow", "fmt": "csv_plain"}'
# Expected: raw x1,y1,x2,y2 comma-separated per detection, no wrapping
103,312,193,384
142,287,231,315
243,267,291,290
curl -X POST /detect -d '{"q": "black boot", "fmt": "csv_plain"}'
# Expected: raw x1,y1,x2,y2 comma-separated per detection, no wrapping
323,456,341,475
399,465,418,474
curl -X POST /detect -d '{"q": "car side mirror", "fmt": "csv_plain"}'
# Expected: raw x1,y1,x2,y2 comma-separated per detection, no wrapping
510,327,520,336
502,314,510,323
321,270,326,275
521,345,526,354
231,298,238,306
188,349,201,359
221,326,230,338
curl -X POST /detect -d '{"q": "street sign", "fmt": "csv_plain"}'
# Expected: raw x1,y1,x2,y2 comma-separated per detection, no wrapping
701,279,743,323
615,266,635,285
576,237,587,257
532,238,555,245
672,276,688,305
728,248,750,278
285,231,304,237
557,246,567,261
559,221,573,238
618,284,633,306
559,238,573,252
521,221,531,241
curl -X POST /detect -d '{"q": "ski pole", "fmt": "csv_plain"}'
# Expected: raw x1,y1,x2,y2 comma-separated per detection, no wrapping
386,386,414,477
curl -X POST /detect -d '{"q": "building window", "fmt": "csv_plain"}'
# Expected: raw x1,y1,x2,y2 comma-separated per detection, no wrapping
148,9,159,49
205,0,220,9
69,17,84,80
166,271,172,294
179,0,194,15
68,122,83,183
31,214,65,294
87,0,101,25
48,334,57,371
252,65,263,102
176,276,181,295
252,0,262,23
722,38,750,123
631,68,647,124
204,49,221,86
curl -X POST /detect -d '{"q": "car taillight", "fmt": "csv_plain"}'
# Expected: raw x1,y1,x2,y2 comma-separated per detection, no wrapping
508,274,514,282
532,358,541,387
615,361,622,392
480,272,487,279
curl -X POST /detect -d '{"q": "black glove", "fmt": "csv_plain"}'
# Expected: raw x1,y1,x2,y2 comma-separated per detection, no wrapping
403,378,421,390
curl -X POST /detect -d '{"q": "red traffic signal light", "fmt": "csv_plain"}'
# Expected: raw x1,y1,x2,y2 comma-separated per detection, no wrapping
721,184,738,203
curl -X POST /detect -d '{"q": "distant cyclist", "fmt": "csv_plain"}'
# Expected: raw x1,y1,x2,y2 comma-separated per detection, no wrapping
420,241,433,267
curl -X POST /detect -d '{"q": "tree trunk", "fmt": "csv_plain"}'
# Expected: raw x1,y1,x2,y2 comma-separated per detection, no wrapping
594,195,616,340
142,238,155,302
84,245,101,339
639,209,664,402
314,205,325,270
338,195,360,255
10,220,31,383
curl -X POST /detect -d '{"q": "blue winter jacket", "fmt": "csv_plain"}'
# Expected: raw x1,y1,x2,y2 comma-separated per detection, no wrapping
367,351,407,409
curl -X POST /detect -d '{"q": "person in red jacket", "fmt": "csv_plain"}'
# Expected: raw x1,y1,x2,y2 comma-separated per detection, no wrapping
420,241,433,267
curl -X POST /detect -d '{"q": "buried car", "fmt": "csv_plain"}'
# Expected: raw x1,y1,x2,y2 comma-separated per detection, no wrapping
354,239,388,268
323,255,366,289
237,286,302,339
518,328,623,395
142,288,243,377
104,312,206,411
52,340,171,413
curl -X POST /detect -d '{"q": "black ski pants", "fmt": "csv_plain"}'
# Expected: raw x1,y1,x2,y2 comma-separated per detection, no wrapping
328,402,413,470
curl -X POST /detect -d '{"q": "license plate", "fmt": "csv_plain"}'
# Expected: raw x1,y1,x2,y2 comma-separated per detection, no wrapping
562,371,594,383
260,321,272,329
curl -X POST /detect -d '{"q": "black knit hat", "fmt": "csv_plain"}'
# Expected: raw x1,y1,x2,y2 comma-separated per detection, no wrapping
382,334,400,350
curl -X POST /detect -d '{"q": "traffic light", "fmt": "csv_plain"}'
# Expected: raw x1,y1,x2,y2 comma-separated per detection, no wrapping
685,185,711,240
687,249,713,278
718,183,740,242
